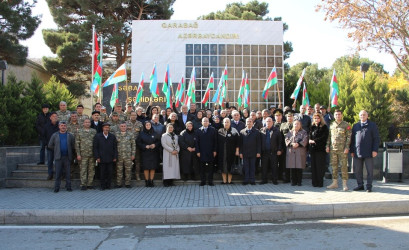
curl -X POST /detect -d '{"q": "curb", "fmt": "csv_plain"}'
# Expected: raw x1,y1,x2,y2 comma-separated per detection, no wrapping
1,200,409,224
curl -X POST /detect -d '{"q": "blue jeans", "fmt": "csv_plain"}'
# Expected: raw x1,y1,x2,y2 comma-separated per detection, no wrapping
47,149,54,176
243,157,256,183
55,156,71,189
39,140,46,163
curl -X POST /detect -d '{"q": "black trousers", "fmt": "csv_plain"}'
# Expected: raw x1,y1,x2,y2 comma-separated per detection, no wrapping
261,152,278,182
99,162,113,188
311,151,327,187
290,168,303,185
200,161,214,184
278,151,290,181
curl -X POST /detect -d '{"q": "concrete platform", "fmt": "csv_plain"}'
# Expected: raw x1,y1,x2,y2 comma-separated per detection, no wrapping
0,179,408,224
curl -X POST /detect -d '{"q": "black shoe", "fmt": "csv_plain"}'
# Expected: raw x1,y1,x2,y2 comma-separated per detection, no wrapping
221,182,227,185
283,180,290,183
250,182,256,185
291,183,296,186
353,186,365,191
125,185,131,188
66,188,72,192
242,182,249,185
297,183,302,186
115,185,122,188
53,188,59,193
81,186,87,191
272,180,278,185
208,182,214,186
150,180,155,187
87,186,94,189
145,180,149,187
47,175,53,180
366,188,372,193
37,162,44,165
228,182,234,185
199,182,205,186
100,186,105,191
259,181,268,185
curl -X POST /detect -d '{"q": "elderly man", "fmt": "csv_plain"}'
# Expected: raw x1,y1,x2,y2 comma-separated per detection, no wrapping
178,105,194,130
294,105,311,133
350,110,380,193
195,117,217,186
259,117,282,184
231,110,245,132
43,112,59,180
240,118,261,185
91,111,103,133
56,101,71,122
48,121,75,193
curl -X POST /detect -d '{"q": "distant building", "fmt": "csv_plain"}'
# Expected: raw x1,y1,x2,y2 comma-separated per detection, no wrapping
4,58,52,84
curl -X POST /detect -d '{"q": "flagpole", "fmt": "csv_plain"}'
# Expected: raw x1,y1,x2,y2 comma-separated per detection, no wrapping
276,80,282,107
99,34,103,104
125,66,129,105
91,25,95,111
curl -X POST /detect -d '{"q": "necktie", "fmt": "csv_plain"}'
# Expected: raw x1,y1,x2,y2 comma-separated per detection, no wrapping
204,128,207,133
247,129,250,134
266,129,271,151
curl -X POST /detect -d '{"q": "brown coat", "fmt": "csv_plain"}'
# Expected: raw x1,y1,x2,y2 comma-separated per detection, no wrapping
285,129,308,169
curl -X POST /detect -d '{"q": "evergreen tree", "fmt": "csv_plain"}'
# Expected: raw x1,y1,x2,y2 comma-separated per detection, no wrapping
337,63,356,124
24,74,47,112
0,0,41,65
353,70,392,142
43,0,175,86
43,76,78,111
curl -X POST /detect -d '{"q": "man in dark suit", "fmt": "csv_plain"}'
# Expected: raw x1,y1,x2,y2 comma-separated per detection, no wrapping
294,105,311,133
93,123,118,190
195,117,217,186
91,111,103,133
43,112,59,180
259,117,283,185
177,105,194,131
36,103,51,165
240,118,261,185
230,110,245,132
350,110,380,192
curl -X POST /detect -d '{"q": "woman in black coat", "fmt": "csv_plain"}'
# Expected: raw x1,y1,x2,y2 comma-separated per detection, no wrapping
309,113,329,187
217,117,240,184
178,121,198,181
137,121,161,187
192,111,204,131
164,112,183,135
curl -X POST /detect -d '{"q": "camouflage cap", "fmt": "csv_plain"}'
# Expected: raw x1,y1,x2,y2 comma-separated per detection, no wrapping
112,112,119,116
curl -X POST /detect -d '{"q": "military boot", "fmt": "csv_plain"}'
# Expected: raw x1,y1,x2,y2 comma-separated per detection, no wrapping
342,180,349,191
326,179,338,189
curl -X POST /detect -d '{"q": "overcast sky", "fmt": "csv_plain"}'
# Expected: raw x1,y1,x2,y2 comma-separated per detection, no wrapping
22,0,397,74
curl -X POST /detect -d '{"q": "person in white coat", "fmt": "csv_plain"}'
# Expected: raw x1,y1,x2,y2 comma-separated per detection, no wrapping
161,123,181,187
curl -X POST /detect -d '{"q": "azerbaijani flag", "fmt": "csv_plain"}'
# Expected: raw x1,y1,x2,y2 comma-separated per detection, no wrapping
212,65,228,106
330,69,339,107
135,72,144,105
302,82,310,113
149,63,159,98
201,72,214,105
244,73,250,108
290,68,306,100
185,67,196,107
110,83,118,108
162,64,172,109
262,67,278,100
91,33,102,96
175,76,185,108
103,63,127,87
237,70,245,107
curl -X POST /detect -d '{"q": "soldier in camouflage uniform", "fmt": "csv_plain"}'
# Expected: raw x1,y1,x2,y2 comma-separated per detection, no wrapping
67,112,81,176
279,110,295,183
115,122,136,188
76,104,89,125
126,111,143,180
100,106,109,123
326,109,352,191
110,103,127,121
109,112,121,134
75,118,97,190
56,101,71,122
125,103,134,121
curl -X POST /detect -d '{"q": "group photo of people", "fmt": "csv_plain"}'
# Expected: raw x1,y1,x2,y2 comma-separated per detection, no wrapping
37,99,380,193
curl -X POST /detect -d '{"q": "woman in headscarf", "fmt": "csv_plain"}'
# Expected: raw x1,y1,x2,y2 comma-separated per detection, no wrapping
178,121,198,181
137,121,161,187
217,118,240,184
164,112,182,135
161,124,181,187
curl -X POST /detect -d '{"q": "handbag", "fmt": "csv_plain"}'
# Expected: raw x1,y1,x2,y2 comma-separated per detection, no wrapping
230,156,243,175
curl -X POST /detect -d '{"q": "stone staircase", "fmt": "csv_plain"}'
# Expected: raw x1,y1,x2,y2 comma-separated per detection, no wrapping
5,162,340,188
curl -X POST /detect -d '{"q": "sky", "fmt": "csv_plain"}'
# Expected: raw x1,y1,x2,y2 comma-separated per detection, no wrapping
22,0,397,74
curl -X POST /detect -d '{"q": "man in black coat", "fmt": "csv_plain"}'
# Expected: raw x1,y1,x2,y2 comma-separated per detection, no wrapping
240,118,261,185
177,105,194,131
259,117,283,185
43,112,59,180
350,110,380,192
195,117,217,186
230,110,245,132
91,111,103,133
36,104,50,165
294,105,311,133
93,123,118,190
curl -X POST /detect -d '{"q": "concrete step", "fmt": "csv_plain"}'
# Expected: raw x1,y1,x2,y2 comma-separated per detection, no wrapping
16,164,48,171
11,170,48,178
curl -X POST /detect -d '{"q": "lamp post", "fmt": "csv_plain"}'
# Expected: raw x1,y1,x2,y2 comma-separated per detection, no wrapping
0,60,8,85
360,62,370,81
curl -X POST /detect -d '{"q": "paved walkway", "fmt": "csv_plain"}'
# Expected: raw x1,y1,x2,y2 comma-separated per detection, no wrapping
1,179,408,224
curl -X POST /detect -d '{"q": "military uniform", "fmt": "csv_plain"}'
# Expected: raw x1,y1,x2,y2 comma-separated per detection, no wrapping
126,120,143,180
67,121,81,176
75,128,97,187
100,112,109,123
115,131,136,186
110,112,126,122
77,114,89,125
56,110,71,122
327,120,352,181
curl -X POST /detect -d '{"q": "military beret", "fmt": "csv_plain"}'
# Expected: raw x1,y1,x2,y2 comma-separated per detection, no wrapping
274,109,283,115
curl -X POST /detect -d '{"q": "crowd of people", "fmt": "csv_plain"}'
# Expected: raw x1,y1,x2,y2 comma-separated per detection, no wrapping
36,100,380,193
